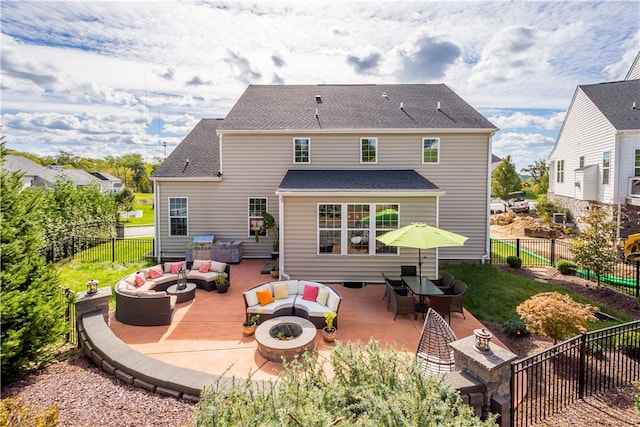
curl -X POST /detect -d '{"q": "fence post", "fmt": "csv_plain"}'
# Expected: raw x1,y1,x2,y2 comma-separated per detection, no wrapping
111,238,116,263
636,261,639,299
550,239,556,266
516,238,520,258
578,332,587,399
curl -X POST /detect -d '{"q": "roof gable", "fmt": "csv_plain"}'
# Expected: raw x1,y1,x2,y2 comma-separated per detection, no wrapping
579,80,640,131
218,84,496,131
152,119,223,178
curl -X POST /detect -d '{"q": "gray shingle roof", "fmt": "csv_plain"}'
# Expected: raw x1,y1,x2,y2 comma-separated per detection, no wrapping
152,119,223,178
580,80,640,131
218,84,496,131
278,170,440,192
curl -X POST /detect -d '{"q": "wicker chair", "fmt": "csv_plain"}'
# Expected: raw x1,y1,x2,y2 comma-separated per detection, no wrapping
381,273,407,309
387,282,417,320
450,280,468,319
428,294,451,324
433,273,455,295
400,265,417,276
415,308,457,375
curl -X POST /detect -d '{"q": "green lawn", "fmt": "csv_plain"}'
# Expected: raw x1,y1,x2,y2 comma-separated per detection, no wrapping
490,239,550,265
442,263,631,329
119,193,154,226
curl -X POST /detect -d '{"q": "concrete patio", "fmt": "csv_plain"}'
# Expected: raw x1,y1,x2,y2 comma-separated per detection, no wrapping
110,259,507,383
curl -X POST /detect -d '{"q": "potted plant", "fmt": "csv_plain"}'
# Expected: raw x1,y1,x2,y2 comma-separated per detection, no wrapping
255,211,279,259
323,311,337,343
215,273,229,293
243,313,260,337
270,262,279,279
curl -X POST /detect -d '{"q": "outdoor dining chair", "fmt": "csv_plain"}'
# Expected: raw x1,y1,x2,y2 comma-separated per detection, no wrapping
415,308,457,376
381,272,407,308
428,294,451,324
387,282,417,320
400,265,417,276
449,280,468,319
433,272,455,295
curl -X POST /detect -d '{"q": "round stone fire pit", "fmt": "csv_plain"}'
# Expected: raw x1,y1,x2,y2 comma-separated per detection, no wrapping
255,316,316,362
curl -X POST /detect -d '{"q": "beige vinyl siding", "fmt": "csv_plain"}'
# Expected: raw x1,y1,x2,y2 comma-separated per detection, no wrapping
281,195,438,282
550,89,617,203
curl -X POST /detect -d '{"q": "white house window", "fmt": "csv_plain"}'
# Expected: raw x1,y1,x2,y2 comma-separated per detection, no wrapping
249,197,267,237
603,151,610,185
360,137,377,164
169,197,188,236
422,138,440,164
318,203,399,255
556,160,564,183
579,156,584,169
294,138,310,163
635,150,640,177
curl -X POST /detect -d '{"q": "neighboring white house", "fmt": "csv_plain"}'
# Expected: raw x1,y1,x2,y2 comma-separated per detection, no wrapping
91,171,125,194
548,68,640,236
152,84,498,283
2,154,106,189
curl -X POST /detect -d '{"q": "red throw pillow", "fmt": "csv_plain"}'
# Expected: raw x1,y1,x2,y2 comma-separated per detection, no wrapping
302,285,319,302
134,272,146,287
149,265,163,279
199,262,211,273
170,262,184,274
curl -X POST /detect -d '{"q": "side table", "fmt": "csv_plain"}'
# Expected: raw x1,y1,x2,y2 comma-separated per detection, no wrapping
166,282,197,303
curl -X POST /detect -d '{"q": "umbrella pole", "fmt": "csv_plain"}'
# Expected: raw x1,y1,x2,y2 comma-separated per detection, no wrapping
418,248,422,277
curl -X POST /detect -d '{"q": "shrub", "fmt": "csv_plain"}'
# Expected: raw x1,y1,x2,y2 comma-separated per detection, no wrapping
196,339,496,426
556,260,578,275
615,331,640,359
516,291,598,344
502,319,529,337
0,397,58,427
507,256,522,268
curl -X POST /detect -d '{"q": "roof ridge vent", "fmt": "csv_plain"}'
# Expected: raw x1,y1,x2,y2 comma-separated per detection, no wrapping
400,101,404,110
633,101,638,110
315,95,322,103
437,101,441,110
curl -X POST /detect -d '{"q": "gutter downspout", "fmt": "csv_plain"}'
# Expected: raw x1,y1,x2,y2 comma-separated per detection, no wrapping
615,132,622,244
278,194,290,280
483,131,497,265
153,179,161,263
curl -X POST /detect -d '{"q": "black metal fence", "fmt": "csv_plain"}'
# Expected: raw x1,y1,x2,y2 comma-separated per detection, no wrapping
43,236,154,264
491,238,640,298
510,320,640,427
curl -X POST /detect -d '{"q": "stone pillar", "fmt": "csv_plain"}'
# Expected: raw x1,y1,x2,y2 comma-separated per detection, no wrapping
75,286,112,326
449,336,517,427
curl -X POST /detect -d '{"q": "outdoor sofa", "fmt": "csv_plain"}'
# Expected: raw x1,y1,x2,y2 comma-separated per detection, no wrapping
115,260,231,326
242,280,341,329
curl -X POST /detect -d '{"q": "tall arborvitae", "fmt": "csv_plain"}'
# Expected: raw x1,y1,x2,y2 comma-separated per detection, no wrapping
1,146,68,382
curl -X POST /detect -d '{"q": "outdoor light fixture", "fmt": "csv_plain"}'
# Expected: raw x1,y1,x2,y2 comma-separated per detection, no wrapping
177,268,188,291
474,328,493,354
86,279,99,295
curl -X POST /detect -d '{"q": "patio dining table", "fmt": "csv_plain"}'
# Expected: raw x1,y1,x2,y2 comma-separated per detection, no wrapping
401,276,444,315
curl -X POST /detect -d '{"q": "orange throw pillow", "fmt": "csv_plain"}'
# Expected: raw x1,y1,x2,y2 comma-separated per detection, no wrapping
170,262,184,274
199,262,211,273
256,288,275,306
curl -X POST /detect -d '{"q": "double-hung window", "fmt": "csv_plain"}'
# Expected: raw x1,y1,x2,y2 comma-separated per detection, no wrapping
294,138,310,163
556,160,564,183
249,198,267,237
422,138,439,164
579,156,585,169
318,203,399,255
360,137,377,163
602,151,610,185
635,150,640,177
169,197,188,236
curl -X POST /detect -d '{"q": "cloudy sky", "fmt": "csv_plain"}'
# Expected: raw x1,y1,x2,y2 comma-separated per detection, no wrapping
1,1,639,171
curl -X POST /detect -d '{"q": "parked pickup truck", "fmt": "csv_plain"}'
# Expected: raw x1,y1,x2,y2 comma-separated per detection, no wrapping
504,192,530,213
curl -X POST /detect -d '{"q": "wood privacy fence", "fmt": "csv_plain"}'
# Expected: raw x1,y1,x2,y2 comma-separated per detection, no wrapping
43,236,154,264
510,320,640,427
491,238,640,299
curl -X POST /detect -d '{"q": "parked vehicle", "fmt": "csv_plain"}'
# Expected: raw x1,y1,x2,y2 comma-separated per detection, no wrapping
504,191,529,213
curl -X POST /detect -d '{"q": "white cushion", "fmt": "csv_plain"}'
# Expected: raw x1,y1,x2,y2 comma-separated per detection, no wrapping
297,280,321,295
244,283,271,307
209,260,227,273
327,291,340,312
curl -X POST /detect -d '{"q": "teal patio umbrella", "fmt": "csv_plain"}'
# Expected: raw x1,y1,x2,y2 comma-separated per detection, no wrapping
376,222,468,277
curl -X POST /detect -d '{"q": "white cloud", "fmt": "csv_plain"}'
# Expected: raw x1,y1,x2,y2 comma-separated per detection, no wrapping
489,112,566,131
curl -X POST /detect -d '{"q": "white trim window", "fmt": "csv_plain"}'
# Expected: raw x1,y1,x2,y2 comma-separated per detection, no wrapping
579,156,585,169
635,149,640,177
422,138,440,164
318,203,399,255
294,137,310,164
169,197,188,236
360,137,377,164
603,151,610,185
249,197,267,237
556,160,564,183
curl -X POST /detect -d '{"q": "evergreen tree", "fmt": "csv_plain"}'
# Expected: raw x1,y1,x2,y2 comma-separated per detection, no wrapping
1,156,68,382
570,207,619,286
491,155,522,200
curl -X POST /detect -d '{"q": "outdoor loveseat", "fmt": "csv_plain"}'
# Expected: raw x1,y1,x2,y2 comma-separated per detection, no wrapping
115,260,231,326
242,280,341,329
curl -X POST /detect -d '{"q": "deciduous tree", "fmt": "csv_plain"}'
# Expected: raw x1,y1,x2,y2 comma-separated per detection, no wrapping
491,155,522,200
